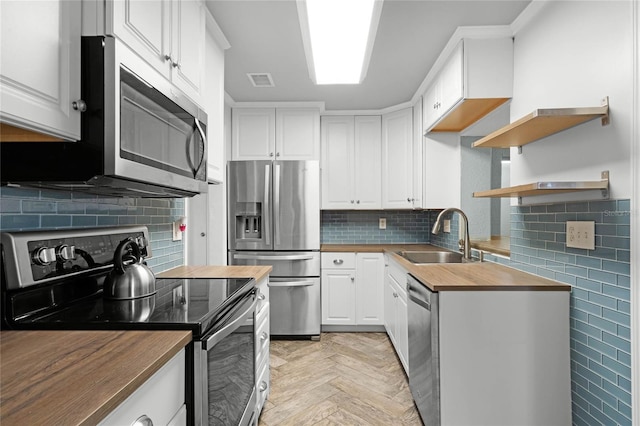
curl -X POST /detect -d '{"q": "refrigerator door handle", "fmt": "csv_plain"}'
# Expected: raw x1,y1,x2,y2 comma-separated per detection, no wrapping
233,253,315,261
264,164,271,246
274,163,281,247
268,280,315,288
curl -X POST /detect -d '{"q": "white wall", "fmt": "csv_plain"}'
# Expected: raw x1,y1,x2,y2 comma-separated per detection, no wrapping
510,1,633,200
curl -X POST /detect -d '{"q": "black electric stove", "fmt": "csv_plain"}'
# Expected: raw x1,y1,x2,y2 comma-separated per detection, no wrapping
1,226,254,337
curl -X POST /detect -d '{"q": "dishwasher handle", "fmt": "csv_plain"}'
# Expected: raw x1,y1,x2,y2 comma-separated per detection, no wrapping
407,276,432,311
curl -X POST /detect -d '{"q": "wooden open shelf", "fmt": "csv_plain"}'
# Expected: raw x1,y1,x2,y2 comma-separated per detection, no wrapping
473,171,609,198
472,97,609,149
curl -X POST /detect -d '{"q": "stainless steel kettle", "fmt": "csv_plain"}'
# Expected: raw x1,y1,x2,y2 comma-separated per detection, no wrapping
103,237,156,300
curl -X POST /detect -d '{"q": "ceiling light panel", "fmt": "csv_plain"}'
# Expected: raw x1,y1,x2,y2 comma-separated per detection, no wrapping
298,0,383,85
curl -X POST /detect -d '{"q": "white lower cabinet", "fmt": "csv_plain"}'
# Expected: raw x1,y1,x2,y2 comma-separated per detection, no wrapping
98,349,186,426
254,277,270,423
384,257,409,374
321,252,384,328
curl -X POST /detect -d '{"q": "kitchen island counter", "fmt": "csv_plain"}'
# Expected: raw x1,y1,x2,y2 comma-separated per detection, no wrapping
0,330,191,425
157,265,272,282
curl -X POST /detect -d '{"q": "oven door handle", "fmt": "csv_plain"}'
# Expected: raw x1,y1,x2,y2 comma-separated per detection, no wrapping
202,292,257,350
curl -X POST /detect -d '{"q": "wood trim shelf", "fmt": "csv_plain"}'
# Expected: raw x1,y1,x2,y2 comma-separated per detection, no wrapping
473,171,609,198
472,97,609,148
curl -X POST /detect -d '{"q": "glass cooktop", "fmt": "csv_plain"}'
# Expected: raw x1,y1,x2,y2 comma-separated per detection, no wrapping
10,278,254,337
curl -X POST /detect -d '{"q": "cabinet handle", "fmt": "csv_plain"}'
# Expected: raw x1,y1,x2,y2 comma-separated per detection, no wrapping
172,61,181,69
258,293,266,300
259,381,268,392
407,198,411,202
350,276,355,282
131,415,153,426
333,259,343,265
393,292,398,298
72,100,86,112
260,331,268,341
350,200,354,204
200,232,206,237
164,54,173,62
276,152,280,157
356,200,360,204
269,152,274,157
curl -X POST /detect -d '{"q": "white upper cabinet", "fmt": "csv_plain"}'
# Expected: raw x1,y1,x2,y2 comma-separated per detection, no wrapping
276,108,320,160
321,115,382,209
0,0,82,141
231,108,275,160
382,108,415,209
232,107,320,160
424,37,513,133
108,0,205,105
203,12,229,183
412,98,424,209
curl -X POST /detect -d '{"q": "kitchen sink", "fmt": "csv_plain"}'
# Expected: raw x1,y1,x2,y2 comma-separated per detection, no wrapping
396,250,464,264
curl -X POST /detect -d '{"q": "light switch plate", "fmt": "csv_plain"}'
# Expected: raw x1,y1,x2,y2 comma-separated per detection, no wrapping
444,219,451,233
379,218,387,230
566,221,595,250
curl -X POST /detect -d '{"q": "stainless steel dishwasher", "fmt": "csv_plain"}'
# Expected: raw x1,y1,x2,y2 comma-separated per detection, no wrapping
407,274,441,425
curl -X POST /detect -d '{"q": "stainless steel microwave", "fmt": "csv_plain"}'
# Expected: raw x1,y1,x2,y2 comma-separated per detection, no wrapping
0,36,207,198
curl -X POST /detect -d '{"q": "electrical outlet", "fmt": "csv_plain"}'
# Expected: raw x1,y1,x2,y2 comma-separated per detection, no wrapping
444,219,451,233
379,218,387,230
566,221,595,250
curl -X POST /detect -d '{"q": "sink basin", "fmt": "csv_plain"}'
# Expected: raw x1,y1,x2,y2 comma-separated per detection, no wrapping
397,250,464,264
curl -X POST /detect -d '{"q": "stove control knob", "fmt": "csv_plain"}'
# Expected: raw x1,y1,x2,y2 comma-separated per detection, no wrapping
136,236,148,250
32,247,56,265
56,244,76,261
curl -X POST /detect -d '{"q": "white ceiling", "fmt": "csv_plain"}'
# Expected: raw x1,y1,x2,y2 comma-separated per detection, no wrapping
205,0,531,111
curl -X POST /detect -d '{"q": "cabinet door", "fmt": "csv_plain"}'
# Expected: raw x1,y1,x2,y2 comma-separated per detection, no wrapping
110,0,171,79
321,269,356,325
412,100,423,209
384,275,397,345
321,116,354,209
204,20,226,183
396,286,409,374
353,116,382,209
0,0,81,140
382,108,414,209
276,108,320,160
355,253,385,325
171,0,205,104
438,40,464,117
231,108,276,160
422,80,441,132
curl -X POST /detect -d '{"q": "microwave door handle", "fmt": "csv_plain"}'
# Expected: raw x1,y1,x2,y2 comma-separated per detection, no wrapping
202,294,257,350
194,119,206,176
185,125,196,175
264,164,271,246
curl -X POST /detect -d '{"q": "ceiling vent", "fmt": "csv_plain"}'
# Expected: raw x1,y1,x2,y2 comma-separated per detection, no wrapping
247,73,275,87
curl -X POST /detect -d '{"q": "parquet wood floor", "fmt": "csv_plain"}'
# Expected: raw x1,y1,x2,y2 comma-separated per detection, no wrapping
258,332,422,426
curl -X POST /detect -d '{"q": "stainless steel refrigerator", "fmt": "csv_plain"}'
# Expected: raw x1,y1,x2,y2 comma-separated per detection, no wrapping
227,160,320,339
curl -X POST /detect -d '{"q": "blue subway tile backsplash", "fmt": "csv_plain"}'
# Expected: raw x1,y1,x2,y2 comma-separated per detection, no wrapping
0,186,185,273
502,199,632,426
321,210,431,244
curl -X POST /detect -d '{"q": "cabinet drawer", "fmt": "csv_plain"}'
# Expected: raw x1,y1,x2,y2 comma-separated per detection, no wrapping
321,252,356,269
256,361,270,412
98,349,185,426
256,277,269,314
255,303,270,368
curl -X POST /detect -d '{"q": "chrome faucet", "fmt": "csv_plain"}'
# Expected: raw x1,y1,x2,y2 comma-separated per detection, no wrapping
431,207,471,261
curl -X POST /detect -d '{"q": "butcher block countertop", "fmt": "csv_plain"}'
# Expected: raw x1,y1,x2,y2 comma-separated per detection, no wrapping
322,244,570,292
157,265,272,282
0,330,191,426
321,243,435,253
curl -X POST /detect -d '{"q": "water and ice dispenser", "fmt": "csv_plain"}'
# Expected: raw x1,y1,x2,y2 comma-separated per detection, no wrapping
234,202,262,240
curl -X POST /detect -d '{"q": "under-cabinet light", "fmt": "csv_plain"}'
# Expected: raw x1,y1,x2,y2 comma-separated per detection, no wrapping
297,0,383,85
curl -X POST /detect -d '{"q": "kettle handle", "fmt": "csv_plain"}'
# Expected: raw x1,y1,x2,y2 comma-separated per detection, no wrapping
114,237,141,275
